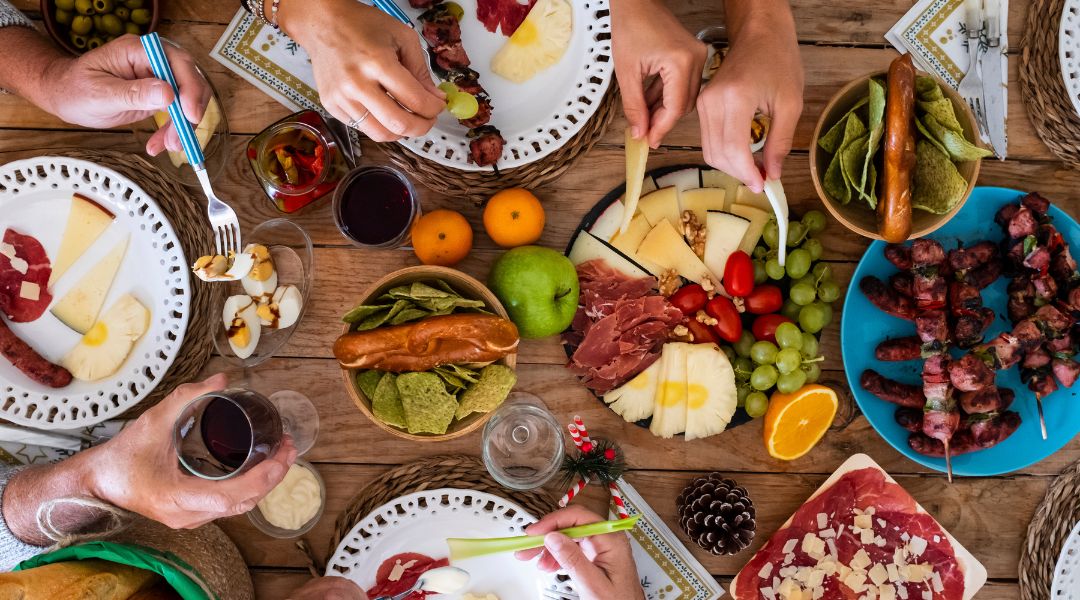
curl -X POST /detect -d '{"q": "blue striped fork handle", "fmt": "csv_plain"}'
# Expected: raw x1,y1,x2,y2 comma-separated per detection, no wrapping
372,0,413,26
139,32,205,169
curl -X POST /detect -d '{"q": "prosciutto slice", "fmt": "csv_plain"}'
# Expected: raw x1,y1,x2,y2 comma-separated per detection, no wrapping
0,229,52,322
476,0,537,35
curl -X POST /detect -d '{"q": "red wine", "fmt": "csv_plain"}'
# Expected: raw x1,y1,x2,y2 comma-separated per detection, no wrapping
334,167,417,247
176,390,285,479
200,397,253,470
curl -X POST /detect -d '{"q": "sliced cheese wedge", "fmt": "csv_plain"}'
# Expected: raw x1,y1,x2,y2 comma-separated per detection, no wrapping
655,167,701,192
728,204,769,256
701,169,740,210
610,214,663,274
636,186,682,229
734,185,772,212
636,220,717,283
619,131,650,234
684,343,738,440
650,343,688,438
680,188,727,222
703,211,750,282
51,236,129,334
568,231,651,280
49,194,115,286
590,199,625,242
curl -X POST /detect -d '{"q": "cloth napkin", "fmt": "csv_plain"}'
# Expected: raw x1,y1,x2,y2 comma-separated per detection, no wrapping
0,420,126,466
885,0,1009,147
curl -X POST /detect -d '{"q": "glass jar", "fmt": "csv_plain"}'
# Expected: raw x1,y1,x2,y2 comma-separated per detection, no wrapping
247,110,350,213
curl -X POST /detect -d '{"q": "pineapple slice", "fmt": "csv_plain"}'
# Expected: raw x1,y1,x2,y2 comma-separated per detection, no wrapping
649,343,689,438
684,344,738,440
491,0,573,83
603,358,660,422
62,294,150,382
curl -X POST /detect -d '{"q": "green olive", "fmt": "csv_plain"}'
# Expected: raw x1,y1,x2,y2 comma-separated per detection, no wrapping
129,8,150,24
444,2,464,20
86,35,104,50
104,34,117,42
91,14,103,31
55,0,76,10
54,8,73,25
70,14,93,34
124,21,140,35
122,0,143,8
92,0,113,12
69,32,88,49
100,13,122,34
74,0,94,15
114,6,129,20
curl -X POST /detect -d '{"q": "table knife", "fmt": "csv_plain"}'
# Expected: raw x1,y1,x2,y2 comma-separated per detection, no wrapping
981,0,1008,159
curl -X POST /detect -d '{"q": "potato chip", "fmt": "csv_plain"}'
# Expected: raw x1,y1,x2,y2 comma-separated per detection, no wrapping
912,140,969,214
356,370,383,399
915,116,950,156
342,303,393,324
864,161,879,210
917,98,965,133
372,373,408,429
818,97,870,154
390,307,430,325
823,153,852,205
354,308,393,331
858,78,887,203
456,364,517,420
840,133,870,201
397,372,459,434
920,114,993,161
916,76,944,101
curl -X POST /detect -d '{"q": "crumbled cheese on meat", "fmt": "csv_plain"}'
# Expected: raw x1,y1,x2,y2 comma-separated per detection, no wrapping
19,281,39,301
878,584,896,600
388,559,418,582
851,549,872,571
782,538,799,554
0,243,13,258
8,255,27,274
860,528,876,545
844,571,868,593
931,572,944,593
816,513,828,529
886,564,900,582
759,562,774,580
854,514,873,530
907,536,927,557
868,563,889,586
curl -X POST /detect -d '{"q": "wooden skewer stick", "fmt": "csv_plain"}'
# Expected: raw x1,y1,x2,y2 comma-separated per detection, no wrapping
1036,393,1047,440
943,439,954,484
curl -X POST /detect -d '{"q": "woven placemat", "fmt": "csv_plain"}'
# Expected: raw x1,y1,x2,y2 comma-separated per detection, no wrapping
0,148,220,416
382,86,619,203
325,455,557,564
1019,457,1080,599
1020,0,1080,170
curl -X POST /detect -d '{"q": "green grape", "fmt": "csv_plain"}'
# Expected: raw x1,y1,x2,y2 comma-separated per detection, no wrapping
803,362,822,383
736,384,751,407
751,365,779,390
776,369,808,394
818,280,842,303
795,274,815,288
438,81,460,95
750,341,778,365
733,331,756,357
789,282,817,306
752,246,767,260
801,333,819,358
774,322,803,350
765,258,785,280
733,356,754,380
803,237,824,261
786,221,808,246
762,220,780,249
446,91,479,120
799,302,833,334
745,391,769,418
812,262,833,281
753,260,768,285
775,348,802,374
780,298,802,321
722,345,736,362
785,248,812,279
802,209,827,234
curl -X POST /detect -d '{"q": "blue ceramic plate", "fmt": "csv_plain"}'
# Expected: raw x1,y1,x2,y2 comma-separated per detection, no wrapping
841,187,1080,476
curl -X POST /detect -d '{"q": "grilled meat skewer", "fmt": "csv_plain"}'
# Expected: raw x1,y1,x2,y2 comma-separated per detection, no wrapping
860,370,926,408
875,336,922,361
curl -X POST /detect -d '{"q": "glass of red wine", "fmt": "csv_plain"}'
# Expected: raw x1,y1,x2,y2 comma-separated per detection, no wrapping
173,388,319,480
332,165,420,249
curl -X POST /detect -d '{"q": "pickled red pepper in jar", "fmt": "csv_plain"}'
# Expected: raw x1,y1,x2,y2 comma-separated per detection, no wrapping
247,110,349,213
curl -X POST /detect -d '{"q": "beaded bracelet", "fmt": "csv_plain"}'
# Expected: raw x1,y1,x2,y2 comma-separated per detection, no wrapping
270,0,282,28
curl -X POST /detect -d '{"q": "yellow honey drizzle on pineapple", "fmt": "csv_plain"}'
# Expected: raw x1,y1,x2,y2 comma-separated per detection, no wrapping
83,321,108,347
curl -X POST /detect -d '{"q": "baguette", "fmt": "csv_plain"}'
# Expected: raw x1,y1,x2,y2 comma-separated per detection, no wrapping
334,313,519,372
879,53,917,243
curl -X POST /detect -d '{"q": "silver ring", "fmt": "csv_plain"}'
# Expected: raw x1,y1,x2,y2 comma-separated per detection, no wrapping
348,111,370,130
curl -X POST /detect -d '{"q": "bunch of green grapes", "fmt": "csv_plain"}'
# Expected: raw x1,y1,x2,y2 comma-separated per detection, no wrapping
731,323,823,418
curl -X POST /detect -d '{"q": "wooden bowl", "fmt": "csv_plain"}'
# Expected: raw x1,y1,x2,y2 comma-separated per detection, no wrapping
339,266,517,443
42,0,160,56
809,69,983,242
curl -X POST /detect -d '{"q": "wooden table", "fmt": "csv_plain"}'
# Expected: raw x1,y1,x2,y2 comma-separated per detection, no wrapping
5,1,1078,597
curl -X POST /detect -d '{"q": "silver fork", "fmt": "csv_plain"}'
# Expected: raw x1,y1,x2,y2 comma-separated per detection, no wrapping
957,0,989,135
141,33,241,256
539,589,580,600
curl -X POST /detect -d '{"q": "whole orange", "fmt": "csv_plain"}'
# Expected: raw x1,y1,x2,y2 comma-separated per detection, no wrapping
411,209,473,266
483,188,545,248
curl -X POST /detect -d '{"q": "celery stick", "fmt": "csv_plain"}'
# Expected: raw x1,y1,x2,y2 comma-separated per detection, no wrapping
446,515,641,561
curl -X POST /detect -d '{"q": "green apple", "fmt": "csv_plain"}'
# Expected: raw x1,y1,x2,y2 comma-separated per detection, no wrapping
488,246,580,339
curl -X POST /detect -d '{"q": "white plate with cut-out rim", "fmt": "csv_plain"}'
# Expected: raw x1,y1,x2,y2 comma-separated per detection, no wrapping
398,0,613,171
0,157,189,429
1059,0,1080,118
325,488,576,599
1052,520,1080,599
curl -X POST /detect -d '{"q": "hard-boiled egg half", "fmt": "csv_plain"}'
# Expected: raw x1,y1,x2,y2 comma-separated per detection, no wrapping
241,244,278,300
223,295,261,359
192,251,255,282
255,284,303,329
62,294,150,381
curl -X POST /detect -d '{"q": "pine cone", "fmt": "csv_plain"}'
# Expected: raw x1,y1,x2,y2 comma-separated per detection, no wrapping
676,474,756,555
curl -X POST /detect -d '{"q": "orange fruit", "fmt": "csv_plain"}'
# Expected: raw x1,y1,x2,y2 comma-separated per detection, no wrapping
483,188,545,248
763,384,838,461
411,209,473,266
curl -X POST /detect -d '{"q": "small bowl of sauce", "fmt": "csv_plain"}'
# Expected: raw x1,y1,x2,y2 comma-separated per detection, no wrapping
332,166,420,249
247,459,325,538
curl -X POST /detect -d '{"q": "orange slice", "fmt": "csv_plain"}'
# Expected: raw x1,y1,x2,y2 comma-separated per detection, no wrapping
763,384,838,460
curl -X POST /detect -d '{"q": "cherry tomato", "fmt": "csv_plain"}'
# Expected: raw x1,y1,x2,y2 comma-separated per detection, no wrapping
685,318,719,344
744,284,783,315
705,296,743,343
723,250,755,297
752,313,794,345
668,284,708,316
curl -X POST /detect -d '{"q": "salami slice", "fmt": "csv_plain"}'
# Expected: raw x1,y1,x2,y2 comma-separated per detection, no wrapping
0,229,52,322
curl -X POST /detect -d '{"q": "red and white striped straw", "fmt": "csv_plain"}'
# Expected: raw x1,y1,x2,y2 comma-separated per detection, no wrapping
566,423,583,449
559,475,590,507
608,481,629,519
573,416,593,452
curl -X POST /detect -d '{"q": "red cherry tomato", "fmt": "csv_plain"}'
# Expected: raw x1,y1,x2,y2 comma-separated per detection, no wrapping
723,251,755,297
752,313,794,345
668,284,708,316
744,284,783,315
705,296,743,343
685,318,719,344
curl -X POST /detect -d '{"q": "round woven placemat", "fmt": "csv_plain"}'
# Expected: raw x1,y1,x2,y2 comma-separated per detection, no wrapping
326,455,557,562
382,87,619,203
0,149,220,416
1020,0,1080,170
1019,457,1080,599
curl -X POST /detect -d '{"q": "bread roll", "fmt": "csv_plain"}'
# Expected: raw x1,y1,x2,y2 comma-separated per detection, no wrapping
879,53,917,243
0,560,162,599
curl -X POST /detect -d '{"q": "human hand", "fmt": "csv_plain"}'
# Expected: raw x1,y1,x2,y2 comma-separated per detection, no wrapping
86,373,297,529
514,506,643,600
696,2,803,192
287,576,369,600
611,0,706,149
34,34,210,157
278,0,445,142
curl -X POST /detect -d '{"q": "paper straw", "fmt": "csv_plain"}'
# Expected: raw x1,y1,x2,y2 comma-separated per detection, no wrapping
559,476,590,507
574,416,593,452
608,482,629,519
567,423,583,449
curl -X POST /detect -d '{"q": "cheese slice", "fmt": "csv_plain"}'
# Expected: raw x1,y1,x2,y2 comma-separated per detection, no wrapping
654,167,701,192
680,188,727,222
729,204,769,256
619,131,650,234
703,211,751,290
702,169,740,210
156,97,222,168
51,236,129,334
610,214,663,274
735,185,773,212
568,231,650,280
590,199,625,242
49,194,115,286
636,186,682,229
636,220,717,283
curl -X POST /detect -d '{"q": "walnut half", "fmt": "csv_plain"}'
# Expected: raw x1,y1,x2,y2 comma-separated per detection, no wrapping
658,269,681,297
682,210,707,258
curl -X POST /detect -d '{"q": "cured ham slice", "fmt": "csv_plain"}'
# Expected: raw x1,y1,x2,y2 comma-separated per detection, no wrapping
367,552,449,599
476,0,537,35
0,229,52,322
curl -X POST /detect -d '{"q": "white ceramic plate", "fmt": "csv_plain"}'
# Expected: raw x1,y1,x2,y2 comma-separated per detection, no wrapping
1052,520,1080,599
1059,0,1080,117
398,0,613,171
0,157,189,429
326,488,576,598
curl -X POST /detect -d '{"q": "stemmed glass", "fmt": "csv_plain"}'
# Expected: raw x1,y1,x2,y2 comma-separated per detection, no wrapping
482,392,566,490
